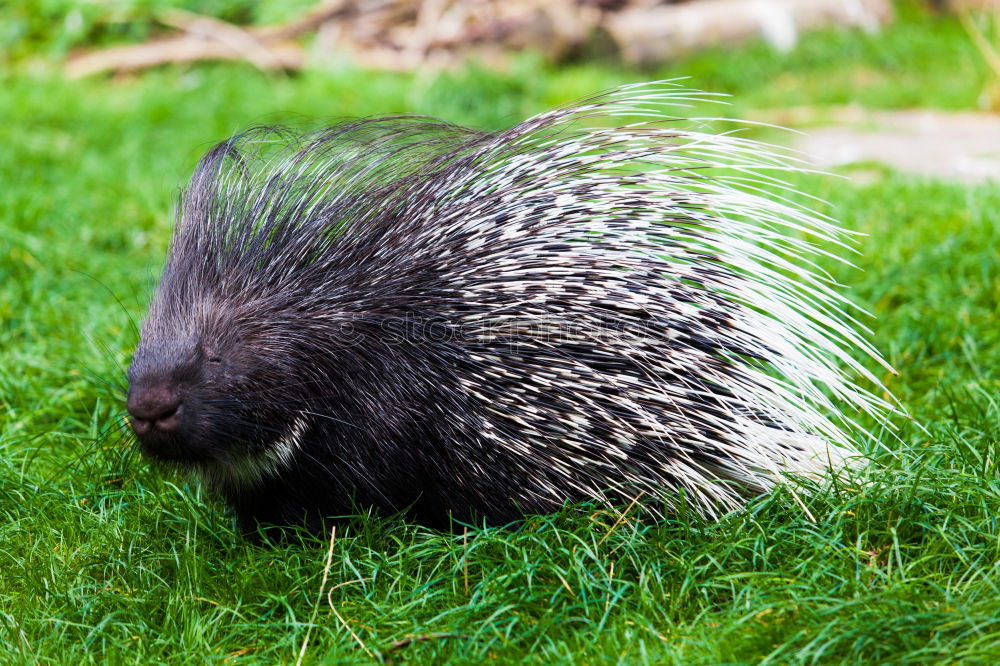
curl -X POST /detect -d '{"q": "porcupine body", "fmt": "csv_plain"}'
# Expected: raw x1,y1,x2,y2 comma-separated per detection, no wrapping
126,83,893,534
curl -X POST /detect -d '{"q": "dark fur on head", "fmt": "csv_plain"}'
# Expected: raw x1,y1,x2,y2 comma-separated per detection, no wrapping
127,84,893,535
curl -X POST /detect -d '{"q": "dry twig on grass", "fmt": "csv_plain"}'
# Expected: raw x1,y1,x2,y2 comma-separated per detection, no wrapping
66,0,893,77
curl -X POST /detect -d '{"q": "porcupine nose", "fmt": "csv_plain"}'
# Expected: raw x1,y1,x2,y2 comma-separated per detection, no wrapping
127,386,182,435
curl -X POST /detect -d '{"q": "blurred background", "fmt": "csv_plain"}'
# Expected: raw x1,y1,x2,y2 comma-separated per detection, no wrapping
4,0,1000,174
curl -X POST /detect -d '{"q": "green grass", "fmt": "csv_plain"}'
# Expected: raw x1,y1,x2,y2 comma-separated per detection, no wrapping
2,9,1000,665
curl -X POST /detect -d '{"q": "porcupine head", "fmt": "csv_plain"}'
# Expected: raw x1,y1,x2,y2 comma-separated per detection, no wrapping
126,84,895,535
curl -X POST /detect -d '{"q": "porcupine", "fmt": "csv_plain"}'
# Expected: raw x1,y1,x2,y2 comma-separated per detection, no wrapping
125,82,894,534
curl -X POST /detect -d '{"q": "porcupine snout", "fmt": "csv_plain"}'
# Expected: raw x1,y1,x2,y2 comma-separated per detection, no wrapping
126,334,215,464
125,350,201,461
126,298,310,481
127,384,182,436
